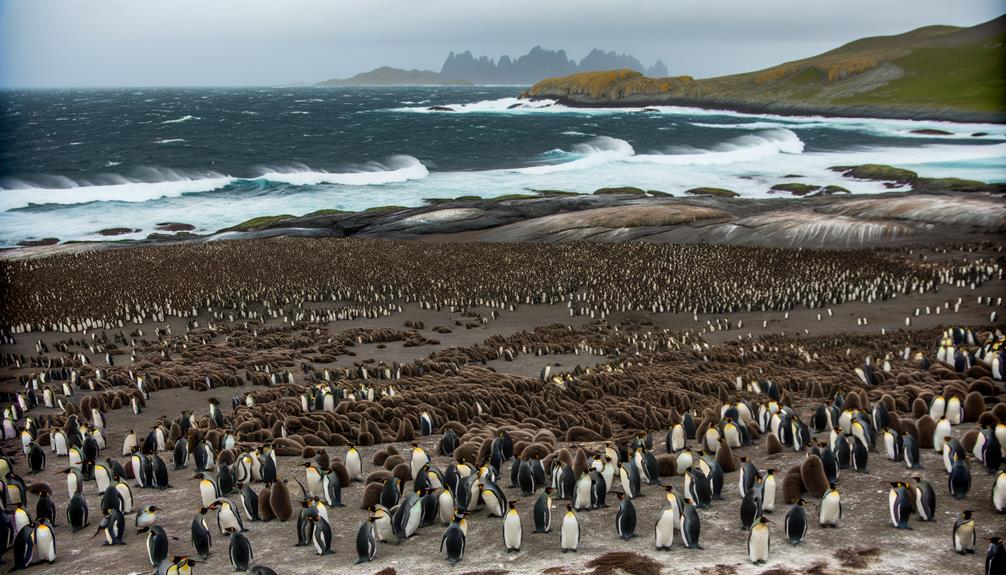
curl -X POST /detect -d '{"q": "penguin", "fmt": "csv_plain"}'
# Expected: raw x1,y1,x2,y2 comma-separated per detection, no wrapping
533,487,553,533
680,498,702,549
239,483,260,521
346,445,363,482
992,467,1006,514
355,517,377,564
35,486,56,526
573,471,592,511
654,503,676,551
195,473,221,509
913,478,937,521
27,443,45,474
391,491,422,542
502,501,522,552
295,499,317,546
516,459,535,496
440,515,466,565
888,482,913,529
33,518,56,564
883,428,901,462
851,436,868,472
136,504,160,532
145,524,169,566
903,432,921,469
987,536,1005,575
560,504,579,553
740,479,762,530
10,525,33,571
226,527,254,571
191,508,213,559
101,482,124,514
438,488,455,526
173,439,189,470
618,461,640,499
309,514,333,555
115,478,134,514
953,510,976,554
96,508,126,545
784,499,807,545
67,491,89,532
380,476,402,509
214,499,246,533
949,454,972,500
738,457,758,497
589,469,607,509
481,481,507,518
748,516,771,564
410,443,430,480
615,492,636,539
819,484,842,527
64,467,83,498
685,467,712,509
762,470,777,513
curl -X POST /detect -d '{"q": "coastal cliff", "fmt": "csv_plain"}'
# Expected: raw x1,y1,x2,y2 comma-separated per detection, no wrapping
520,16,1006,122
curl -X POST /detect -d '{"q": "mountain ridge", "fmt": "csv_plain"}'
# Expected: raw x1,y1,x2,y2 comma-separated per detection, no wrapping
318,46,666,86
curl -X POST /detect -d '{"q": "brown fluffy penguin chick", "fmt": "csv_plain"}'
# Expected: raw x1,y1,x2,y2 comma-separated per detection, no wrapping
781,465,805,504
963,392,984,423
329,461,349,486
961,429,980,452
573,448,590,476
315,449,330,470
766,433,783,455
270,479,293,521
360,482,384,510
916,415,936,449
900,419,919,442
395,418,415,443
258,486,274,521
800,454,829,498
715,439,737,473
912,398,929,418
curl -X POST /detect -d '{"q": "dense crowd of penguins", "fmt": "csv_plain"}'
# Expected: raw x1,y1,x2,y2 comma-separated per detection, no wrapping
1,238,1000,334
0,316,1004,573
0,238,1004,574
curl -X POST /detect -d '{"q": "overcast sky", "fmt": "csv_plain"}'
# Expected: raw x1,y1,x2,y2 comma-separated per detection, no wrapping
1,0,1002,87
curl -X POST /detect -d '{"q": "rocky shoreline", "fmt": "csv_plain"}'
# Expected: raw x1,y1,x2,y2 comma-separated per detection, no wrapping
4,164,1004,259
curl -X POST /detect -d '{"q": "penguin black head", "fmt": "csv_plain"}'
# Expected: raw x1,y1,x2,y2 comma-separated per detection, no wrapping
828,482,837,490
758,516,770,524
962,510,973,520
796,498,807,506
992,537,1003,544
565,503,573,511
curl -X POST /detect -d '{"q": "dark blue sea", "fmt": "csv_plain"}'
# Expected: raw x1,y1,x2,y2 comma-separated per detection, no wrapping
1,86,1004,246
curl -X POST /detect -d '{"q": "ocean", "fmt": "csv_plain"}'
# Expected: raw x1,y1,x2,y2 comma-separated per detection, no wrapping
1,86,1004,247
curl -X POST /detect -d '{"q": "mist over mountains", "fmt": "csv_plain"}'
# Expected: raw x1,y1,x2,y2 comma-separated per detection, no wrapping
440,46,667,84
320,46,667,85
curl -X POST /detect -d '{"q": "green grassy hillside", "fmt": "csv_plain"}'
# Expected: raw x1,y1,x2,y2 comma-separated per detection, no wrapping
521,15,1005,120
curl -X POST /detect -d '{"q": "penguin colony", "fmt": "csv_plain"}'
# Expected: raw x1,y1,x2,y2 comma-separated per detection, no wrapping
0,238,1003,574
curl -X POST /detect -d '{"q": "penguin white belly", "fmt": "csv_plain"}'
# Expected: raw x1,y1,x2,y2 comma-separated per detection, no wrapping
405,502,422,537
955,523,974,550
724,426,740,448
116,484,133,513
994,474,1006,512
675,452,693,476
973,434,987,462
762,479,776,512
220,510,239,531
654,509,675,548
346,453,362,480
54,434,68,456
200,483,217,508
574,478,591,510
820,494,841,525
438,491,454,525
503,513,521,549
884,434,897,460
560,515,579,550
484,493,503,517
36,528,55,561
748,525,770,562
96,472,110,494
889,490,899,525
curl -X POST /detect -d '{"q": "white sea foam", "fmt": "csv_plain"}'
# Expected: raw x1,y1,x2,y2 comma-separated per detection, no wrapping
516,137,635,174
161,115,200,124
154,139,186,144
255,155,429,186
